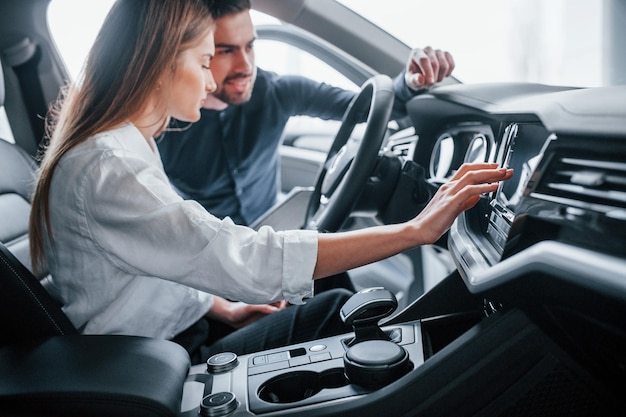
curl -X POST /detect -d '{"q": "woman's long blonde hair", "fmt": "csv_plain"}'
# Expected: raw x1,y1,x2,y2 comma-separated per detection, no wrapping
29,0,214,273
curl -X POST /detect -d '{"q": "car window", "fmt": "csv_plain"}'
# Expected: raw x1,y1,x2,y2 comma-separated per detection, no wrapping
250,15,358,146
48,0,612,88
48,0,116,80
337,0,606,87
256,39,357,92
249,11,358,91
254,38,356,150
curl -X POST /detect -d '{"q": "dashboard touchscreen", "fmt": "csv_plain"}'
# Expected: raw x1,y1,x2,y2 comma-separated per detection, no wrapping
487,123,551,254
495,124,549,210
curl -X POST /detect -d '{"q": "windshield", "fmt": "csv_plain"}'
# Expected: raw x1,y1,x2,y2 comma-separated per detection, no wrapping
338,0,610,87
49,0,619,88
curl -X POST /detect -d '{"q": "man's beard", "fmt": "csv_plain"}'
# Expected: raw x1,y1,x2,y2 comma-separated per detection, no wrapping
214,75,255,105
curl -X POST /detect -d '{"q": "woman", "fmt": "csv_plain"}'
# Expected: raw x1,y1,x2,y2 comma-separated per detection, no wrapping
29,0,512,363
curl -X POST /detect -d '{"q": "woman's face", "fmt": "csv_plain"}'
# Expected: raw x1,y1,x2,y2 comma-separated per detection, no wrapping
168,31,217,122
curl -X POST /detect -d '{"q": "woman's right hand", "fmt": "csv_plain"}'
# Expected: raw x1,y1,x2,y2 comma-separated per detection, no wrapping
314,163,512,280
408,163,513,245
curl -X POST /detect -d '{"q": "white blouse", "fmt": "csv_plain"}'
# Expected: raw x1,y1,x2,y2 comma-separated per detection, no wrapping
45,124,317,339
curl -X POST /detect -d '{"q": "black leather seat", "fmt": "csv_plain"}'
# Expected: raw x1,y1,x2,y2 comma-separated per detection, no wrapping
0,222,191,417
0,240,76,344
0,57,191,417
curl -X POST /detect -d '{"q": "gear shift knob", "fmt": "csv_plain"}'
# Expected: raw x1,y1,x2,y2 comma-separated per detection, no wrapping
340,287,398,346
340,288,411,388
340,287,397,327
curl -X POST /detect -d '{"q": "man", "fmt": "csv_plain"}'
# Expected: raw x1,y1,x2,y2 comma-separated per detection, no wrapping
158,0,455,349
158,0,455,226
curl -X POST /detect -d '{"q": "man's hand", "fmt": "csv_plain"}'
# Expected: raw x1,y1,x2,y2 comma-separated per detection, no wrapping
206,296,288,329
404,46,455,90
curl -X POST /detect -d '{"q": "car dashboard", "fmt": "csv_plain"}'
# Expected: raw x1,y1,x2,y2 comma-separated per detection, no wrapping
404,83,626,303
176,83,626,416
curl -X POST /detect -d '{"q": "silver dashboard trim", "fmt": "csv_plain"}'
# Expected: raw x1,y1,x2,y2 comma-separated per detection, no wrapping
451,236,626,300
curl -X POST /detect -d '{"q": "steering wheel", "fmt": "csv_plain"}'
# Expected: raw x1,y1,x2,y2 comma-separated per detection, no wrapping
304,74,395,232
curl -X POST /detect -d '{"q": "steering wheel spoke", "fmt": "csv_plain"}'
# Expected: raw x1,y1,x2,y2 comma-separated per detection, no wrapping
304,75,395,232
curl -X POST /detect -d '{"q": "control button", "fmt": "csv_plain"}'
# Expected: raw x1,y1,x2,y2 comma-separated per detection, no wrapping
309,344,327,352
310,352,332,363
266,351,289,363
207,352,239,374
200,392,237,417
288,355,310,367
252,355,267,366
387,328,402,343
247,360,289,376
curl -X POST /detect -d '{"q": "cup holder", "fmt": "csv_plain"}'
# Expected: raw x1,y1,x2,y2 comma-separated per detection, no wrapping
258,368,347,404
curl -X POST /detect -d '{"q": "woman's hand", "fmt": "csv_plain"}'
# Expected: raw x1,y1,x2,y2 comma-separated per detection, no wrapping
314,162,512,279
206,296,288,329
410,163,513,245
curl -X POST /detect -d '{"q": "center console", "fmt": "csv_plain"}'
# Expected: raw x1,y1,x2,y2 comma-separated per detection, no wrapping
181,324,423,416
179,277,624,417
180,288,424,416
177,116,626,415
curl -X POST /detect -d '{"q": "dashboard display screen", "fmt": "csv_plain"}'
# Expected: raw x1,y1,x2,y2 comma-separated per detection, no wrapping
494,124,550,211
487,123,551,255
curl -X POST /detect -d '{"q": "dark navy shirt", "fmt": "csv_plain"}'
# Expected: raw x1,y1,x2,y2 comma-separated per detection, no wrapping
158,68,417,225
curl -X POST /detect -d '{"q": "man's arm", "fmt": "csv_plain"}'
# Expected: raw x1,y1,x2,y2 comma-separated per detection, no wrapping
272,46,455,123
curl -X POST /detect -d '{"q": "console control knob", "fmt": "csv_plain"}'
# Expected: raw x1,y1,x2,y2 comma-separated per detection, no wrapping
344,340,411,388
200,392,237,417
206,352,239,374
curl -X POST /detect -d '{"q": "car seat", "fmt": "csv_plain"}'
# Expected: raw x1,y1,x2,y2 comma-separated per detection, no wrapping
0,56,190,417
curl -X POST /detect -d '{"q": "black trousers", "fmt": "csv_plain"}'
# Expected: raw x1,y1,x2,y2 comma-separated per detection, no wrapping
172,287,354,365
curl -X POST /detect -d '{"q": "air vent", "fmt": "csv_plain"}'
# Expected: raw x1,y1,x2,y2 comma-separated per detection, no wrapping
389,139,416,158
536,157,626,209
386,127,417,158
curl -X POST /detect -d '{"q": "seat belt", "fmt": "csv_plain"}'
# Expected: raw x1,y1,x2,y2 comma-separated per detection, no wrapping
3,38,48,145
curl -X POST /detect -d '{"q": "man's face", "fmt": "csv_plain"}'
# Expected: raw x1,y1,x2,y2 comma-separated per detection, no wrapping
203,10,257,108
